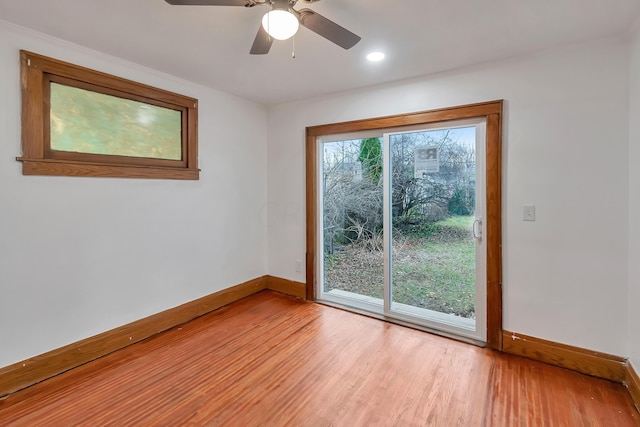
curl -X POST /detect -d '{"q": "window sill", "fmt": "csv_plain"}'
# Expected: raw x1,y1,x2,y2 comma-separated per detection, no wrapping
17,158,200,180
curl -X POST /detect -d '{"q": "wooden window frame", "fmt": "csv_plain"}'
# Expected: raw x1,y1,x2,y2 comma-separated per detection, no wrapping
305,100,503,350
18,50,199,180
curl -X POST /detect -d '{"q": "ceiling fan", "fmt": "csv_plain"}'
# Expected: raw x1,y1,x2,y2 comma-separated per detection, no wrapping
165,0,361,55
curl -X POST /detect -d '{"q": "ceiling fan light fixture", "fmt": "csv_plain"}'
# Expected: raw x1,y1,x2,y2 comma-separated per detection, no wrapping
262,9,299,40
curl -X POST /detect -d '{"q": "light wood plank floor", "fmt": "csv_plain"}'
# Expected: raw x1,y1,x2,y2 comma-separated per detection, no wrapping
0,291,638,426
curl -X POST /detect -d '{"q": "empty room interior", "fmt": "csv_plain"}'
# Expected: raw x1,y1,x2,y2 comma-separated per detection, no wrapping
1,0,640,425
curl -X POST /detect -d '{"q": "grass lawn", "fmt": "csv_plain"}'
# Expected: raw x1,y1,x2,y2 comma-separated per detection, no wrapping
325,215,476,318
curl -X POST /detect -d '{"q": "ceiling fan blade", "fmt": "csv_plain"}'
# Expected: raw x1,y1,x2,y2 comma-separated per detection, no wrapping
298,8,361,50
165,0,250,6
250,24,273,55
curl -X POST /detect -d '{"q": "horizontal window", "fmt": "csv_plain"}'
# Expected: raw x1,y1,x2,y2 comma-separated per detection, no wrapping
18,50,199,180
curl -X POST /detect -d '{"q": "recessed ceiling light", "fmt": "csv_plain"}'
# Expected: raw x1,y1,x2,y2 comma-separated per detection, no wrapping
367,52,385,62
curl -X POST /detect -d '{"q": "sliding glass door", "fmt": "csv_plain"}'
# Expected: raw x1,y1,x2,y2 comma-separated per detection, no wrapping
318,119,487,342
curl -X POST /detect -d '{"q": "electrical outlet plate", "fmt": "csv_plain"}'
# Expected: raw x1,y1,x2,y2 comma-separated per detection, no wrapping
523,205,536,221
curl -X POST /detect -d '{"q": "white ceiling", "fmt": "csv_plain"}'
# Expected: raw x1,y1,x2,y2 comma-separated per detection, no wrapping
1,0,639,105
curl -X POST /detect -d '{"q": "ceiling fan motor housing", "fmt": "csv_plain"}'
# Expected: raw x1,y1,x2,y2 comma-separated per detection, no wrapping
272,0,294,11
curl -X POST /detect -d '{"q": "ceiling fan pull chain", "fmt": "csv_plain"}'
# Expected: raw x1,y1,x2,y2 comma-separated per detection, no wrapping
292,34,296,58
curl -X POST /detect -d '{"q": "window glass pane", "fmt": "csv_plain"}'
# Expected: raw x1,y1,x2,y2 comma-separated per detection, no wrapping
322,138,384,305
390,127,477,326
50,83,182,160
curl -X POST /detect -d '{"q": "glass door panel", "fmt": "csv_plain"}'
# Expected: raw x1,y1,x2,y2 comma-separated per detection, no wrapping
386,125,485,340
320,137,384,310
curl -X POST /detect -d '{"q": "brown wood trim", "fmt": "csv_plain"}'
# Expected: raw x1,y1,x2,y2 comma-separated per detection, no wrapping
627,362,640,412
0,276,267,398
46,151,187,169
502,330,627,383
306,101,502,137
24,51,196,108
265,275,306,299
187,103,198,170
485,111,503,350
21,56,44,160
305,129,318,301
305,101,503,348
18,159,200,180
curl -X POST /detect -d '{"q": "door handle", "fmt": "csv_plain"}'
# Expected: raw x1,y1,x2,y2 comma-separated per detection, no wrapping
473,218,482,241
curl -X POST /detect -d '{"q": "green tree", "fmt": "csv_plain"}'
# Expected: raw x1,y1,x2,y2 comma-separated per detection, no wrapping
358,138,382,184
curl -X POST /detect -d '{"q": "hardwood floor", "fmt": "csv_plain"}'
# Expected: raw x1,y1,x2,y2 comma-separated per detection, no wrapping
0,291,638,426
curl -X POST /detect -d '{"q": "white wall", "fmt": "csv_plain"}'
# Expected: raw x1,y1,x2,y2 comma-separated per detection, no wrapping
267,38,630,356
0,20,268,368
628,24,640,369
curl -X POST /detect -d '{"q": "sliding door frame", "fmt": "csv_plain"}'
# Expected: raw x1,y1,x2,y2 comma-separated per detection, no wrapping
305,100,503,350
